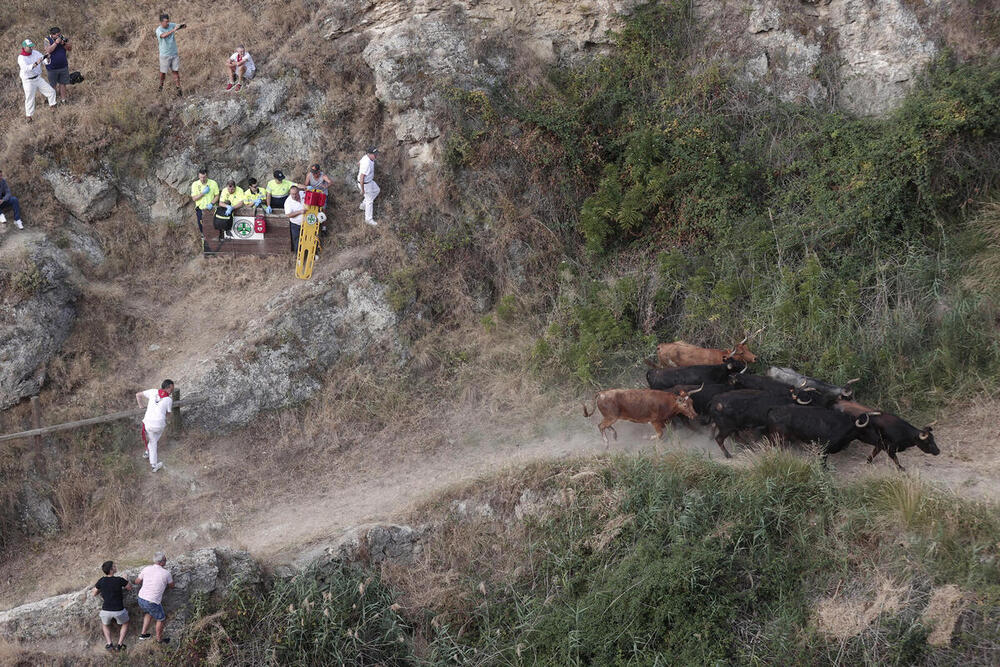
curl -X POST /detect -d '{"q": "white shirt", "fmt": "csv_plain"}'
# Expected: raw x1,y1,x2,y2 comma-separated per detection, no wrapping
358,155,375,184
142,389,173,429
284,196,305,224
230,51,255,75
17,50,45,80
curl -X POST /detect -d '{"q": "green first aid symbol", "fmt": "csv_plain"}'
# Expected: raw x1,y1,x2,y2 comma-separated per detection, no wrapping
306,213,319,226
233,219,254,239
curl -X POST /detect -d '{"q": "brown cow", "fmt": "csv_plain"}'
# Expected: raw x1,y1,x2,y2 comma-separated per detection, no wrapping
651,330,762,368
583,387,701,446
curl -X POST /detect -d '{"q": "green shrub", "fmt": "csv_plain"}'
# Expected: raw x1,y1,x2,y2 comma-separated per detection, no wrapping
175,563,414,666
493,1,1000,406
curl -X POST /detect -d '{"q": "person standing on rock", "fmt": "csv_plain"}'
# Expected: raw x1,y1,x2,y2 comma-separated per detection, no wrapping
358,148,379,226
92,560,132,652
17,39,57,122
136,380,174,473
304,163,333,236
43,28,72,104
155,13,185,97
0,170,25,229
190,169,219,237
284,185,306,254
135,552,174,644
265,169,295,214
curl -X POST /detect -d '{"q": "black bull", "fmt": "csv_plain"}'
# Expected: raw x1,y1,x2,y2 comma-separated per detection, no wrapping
646,361,747,391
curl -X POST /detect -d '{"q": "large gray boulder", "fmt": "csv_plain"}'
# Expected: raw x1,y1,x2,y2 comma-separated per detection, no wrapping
0,237,78,409
0,548,259,643
43,171,118,222
186,268,400,431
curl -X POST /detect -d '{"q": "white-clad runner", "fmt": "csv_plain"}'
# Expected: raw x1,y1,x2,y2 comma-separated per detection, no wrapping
357,148,379,226
136,380,174,472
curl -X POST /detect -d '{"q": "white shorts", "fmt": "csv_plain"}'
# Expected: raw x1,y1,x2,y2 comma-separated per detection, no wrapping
159,55,180,74
100,609,129,625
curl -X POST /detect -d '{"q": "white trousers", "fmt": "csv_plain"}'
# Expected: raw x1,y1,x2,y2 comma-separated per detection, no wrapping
358,181,380,222
22,76,56,117
143,423,165,467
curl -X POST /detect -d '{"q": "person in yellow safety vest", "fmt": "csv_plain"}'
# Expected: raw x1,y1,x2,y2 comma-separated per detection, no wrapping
242,177,265,210
265,169,296,214
189,168,219,236
213,180,244,241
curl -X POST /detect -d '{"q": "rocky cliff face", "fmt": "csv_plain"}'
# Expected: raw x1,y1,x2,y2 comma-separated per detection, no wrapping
186,267,401,431
695,0,938,115
0,548,259,644
0,235,79,410
0,524,422,646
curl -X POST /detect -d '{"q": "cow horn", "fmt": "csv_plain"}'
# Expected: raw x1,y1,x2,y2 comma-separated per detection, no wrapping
798,379,807,388
919,431,929,440
738,334,749,346
845,378,860,386
739,363,748,374
795,395,812,405
855,413,871,428
688,383,704,395
926,420,938,427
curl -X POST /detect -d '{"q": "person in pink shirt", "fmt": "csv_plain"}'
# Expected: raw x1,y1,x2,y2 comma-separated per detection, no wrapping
134,552,175,644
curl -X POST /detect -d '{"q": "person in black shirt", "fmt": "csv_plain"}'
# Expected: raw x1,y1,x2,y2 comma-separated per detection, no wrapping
92,560,132,651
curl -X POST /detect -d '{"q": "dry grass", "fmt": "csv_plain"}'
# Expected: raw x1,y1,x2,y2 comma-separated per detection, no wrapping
813,573,910,640
922,584,968,646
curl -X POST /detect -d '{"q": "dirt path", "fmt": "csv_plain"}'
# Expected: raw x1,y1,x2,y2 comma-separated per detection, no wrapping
237,396,1000,564
2,392,998,611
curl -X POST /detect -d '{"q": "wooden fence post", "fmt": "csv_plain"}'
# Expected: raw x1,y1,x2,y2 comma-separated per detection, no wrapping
171,388,182,432
30,396,42,449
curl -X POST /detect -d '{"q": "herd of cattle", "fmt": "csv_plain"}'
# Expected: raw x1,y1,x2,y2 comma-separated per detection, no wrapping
583,335,940,470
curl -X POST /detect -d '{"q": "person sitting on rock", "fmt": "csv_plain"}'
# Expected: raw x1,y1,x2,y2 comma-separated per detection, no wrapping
242,177,265,211
0,169,25,229
214,180,243,240
225,45,255,92
265,169,296,214
189,169,219,237
92,560,131,652
135,552,174,645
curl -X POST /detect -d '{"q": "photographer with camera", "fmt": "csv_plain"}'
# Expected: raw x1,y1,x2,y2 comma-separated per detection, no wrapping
43,27,72,104
155,13,186,97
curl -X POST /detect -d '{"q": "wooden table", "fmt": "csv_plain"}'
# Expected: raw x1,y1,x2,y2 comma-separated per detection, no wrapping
202,208,293,256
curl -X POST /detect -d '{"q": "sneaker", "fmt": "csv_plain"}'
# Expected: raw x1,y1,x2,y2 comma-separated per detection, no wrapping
151,462,164,472
176,88,183,98
365,219,378,226
157,637,171,644
105,643,114,651
0,213,6,223
117,644,127,651
158,85,163,93
233,84,242,92
358,201,365,211
142,451,148,459
139,633,151,640
225,83,234,91
14,220,23,230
